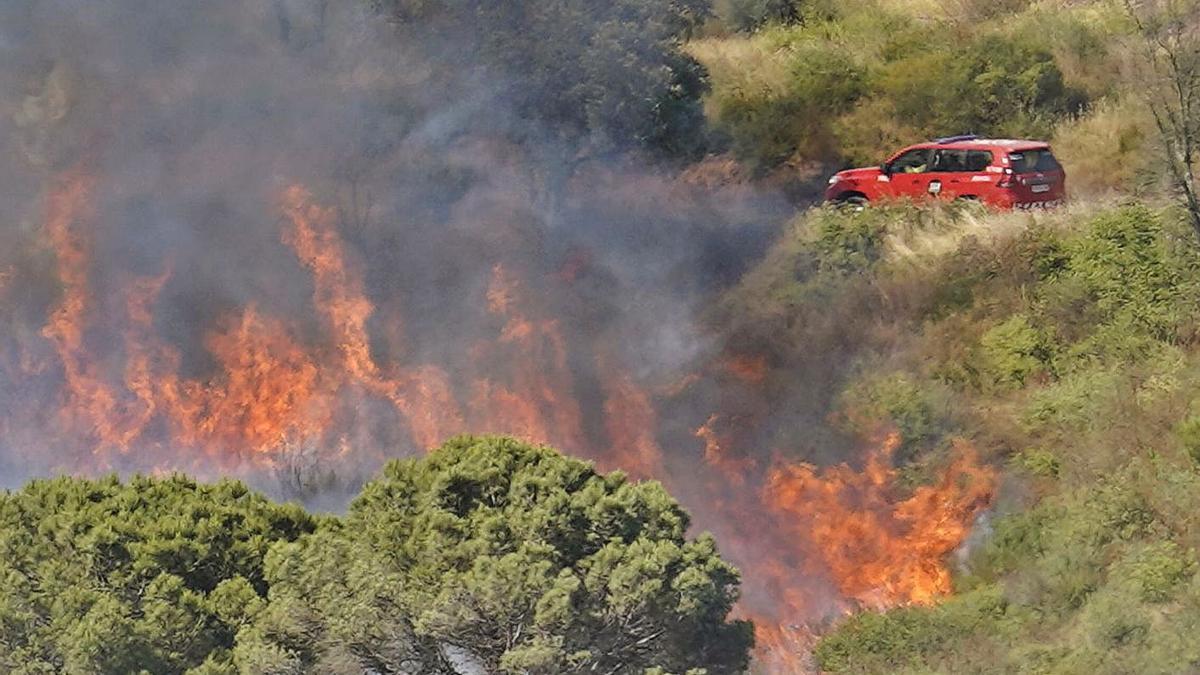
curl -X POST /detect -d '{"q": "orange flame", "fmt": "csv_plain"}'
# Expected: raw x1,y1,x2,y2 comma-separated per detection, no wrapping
752,622,820,675
280,184,463,450
29,173,996,674
723,353,769,385
597,357,664,478
120,266,175,443
469,263,587,452
179,307,328,455
40,169,133,451
695,413,756,479
763,433,994,609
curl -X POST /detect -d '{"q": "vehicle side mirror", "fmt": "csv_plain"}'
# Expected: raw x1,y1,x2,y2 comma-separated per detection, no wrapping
881,163,891,175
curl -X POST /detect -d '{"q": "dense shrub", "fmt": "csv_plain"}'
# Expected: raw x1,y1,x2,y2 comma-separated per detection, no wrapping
693,2,1091,168
237,436,753,674
708,41,866,169
0,440,751,675
782,199,1200,673
713,0,803,32
977,314,1052,388
379,0,714,158
0,476,315,674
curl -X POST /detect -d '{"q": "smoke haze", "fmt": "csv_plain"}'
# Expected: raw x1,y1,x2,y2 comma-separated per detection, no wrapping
0,1,996,663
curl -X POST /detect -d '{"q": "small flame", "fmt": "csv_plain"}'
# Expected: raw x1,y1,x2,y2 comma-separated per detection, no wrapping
723,353,769,385
469,263,587,452
598,356,664,478
752,622,820,674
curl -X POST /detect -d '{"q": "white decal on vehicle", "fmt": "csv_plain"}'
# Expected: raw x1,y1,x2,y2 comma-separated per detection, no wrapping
971,175,992,182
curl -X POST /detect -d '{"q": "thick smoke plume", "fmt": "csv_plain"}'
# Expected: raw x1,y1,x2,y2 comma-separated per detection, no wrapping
0,1,994,668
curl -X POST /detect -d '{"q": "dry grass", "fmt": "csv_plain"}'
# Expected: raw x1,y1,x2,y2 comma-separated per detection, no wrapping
883,198,1115,261
685,36,795,96
1052,97,1154,198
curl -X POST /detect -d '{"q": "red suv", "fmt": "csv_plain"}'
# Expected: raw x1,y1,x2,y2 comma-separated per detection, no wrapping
824,136,1066,209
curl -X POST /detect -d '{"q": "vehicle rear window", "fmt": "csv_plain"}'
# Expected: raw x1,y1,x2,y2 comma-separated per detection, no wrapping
1009,149,1060,174
931,149,994,172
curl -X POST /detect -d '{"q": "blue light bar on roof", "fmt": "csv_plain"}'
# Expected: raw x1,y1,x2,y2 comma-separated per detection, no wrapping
934,134,980,144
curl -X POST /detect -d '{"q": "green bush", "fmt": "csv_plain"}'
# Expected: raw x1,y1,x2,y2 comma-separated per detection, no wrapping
839,373,945,461
1113,541,1195,603
697,2,1092,168
1175,415,1200,464
1061,205,1200,341
1013,447,1061,478
710,41,866,168
813,585,1010,673
238,436,753,674
0,476,315,674
811,206,889,274
978,314,1052,388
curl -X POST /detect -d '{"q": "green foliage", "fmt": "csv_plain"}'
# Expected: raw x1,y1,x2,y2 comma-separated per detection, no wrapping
1012,447,1061,478
1175,414,1200,464
1113,541,1195,603
977,314,1051,388
1059,205,1199,341
0,440,751,674
841,33,1083,164
813,585,1011,673
239,436,753,674
709,40,866,168
380,0,714,157
0,475,314,674
693,2,1092,168
713,0,803,32
811,206,889,274
767,199,1200,672
839,373,946,461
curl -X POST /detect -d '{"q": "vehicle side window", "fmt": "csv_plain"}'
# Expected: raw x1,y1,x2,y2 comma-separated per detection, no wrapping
1009,149,1061,174
890,149,931,174
965,150,993,172
930,149,993,172
931,149,967,172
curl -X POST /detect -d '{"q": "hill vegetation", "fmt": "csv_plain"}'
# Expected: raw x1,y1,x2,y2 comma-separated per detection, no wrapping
691,0,1152,190
8,0,1200,672
684,1,1200,671
0,437,751,674
724,199,1200,673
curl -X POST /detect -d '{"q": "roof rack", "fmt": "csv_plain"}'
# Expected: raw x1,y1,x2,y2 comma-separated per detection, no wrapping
934,134,980,144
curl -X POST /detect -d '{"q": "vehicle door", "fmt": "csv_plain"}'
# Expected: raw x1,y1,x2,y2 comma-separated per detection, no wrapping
926,148,961,199
929,148,996,200
884,147,934,200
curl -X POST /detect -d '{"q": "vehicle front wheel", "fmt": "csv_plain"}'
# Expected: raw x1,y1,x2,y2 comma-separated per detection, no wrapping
835,194,868,212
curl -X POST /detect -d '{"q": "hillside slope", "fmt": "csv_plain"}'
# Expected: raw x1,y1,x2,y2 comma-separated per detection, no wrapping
717,199,1200,673
691,0,1153,197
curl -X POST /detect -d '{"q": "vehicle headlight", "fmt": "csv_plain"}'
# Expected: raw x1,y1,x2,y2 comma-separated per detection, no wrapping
828,175,839,185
